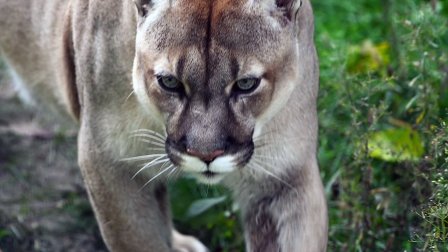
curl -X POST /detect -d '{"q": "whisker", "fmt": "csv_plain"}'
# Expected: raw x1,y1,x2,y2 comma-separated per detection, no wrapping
253,129,278,141
248,162,290,188
121,153,167,162
167,166,181,181
139,139,165,147
254,142,270,149
253,134,270,143
132,157,170,179
131,133,166,144
254,136,314,145
248,161,299,196
131,132,166,142
133,129,167,141
147,147,166,152
167,166,183,181
253,138,312,151
251,158,284,172
199,184,210,198
167,166,177,176
205,184,210,197
124,90,135,103
139,165,173,191
158,159,171,171
252,154,282,161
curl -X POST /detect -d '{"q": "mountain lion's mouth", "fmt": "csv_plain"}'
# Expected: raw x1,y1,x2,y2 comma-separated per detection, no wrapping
202,171,217,177
196,170,226,185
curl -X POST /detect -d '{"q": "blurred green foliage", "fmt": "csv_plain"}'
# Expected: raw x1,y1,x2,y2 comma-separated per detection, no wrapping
316,0,447,250
170,0,448,251
170,178,244,251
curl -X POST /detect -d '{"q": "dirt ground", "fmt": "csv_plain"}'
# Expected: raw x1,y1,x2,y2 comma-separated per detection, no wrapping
0,67,106,251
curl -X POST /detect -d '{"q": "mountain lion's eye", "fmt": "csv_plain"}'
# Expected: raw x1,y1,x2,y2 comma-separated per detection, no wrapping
156,75,183,92
233,78,261,94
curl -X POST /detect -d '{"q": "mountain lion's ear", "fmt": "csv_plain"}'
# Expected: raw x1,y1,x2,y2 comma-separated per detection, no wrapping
275,0,302,21
134,0,152,17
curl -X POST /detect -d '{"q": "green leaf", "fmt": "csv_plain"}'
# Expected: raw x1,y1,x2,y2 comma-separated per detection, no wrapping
186,196,227,218
346,40,390,75
367,127,424,162
0,228,11,239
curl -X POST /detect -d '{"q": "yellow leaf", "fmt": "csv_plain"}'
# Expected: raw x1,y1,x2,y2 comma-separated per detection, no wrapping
346,40,390,75
367,127,424,162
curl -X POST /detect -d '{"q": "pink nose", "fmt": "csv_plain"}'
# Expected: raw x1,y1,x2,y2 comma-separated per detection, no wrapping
186,149,224,162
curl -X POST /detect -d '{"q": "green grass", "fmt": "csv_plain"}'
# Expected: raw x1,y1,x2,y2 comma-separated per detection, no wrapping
315,0,447,250
170,0,448,251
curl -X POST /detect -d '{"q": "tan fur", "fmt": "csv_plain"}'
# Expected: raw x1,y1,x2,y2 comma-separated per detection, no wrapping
0,0,327,251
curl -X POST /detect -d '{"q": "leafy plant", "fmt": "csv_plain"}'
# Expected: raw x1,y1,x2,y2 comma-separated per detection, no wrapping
315,0,447,251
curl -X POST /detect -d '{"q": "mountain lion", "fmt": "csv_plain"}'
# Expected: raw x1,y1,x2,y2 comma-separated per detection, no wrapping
0,0,327,251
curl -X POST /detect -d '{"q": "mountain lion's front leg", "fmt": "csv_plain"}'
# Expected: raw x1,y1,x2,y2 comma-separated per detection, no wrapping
77,123,206,252
238,162,328,252
77,125,172,251
172,230,209,252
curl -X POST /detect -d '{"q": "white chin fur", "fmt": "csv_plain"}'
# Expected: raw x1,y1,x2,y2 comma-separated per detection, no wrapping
180,155,237,184
209,155,236,173
193,173,226,185
181,155,207,173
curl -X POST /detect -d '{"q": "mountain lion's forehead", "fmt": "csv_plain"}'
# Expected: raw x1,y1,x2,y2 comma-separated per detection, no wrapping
144,0,286,54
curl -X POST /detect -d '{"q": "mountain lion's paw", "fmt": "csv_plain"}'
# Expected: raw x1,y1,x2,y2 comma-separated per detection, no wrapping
172,230,208,252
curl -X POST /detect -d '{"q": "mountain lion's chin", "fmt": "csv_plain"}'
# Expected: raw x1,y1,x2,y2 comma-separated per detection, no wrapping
192,171,228,185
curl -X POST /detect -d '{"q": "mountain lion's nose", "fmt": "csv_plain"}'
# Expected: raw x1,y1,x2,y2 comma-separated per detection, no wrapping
186,149,224,163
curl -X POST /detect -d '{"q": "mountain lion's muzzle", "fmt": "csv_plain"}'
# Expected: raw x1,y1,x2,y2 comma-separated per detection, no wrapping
164,101,255,184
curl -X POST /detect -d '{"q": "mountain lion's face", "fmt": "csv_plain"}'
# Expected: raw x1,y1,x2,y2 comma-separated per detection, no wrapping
132,0,301,184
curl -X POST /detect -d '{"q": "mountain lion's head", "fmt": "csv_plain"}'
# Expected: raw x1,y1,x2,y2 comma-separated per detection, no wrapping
132,0,305,184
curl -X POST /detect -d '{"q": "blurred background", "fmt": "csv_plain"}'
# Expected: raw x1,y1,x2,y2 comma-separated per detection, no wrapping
0,0,447,251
